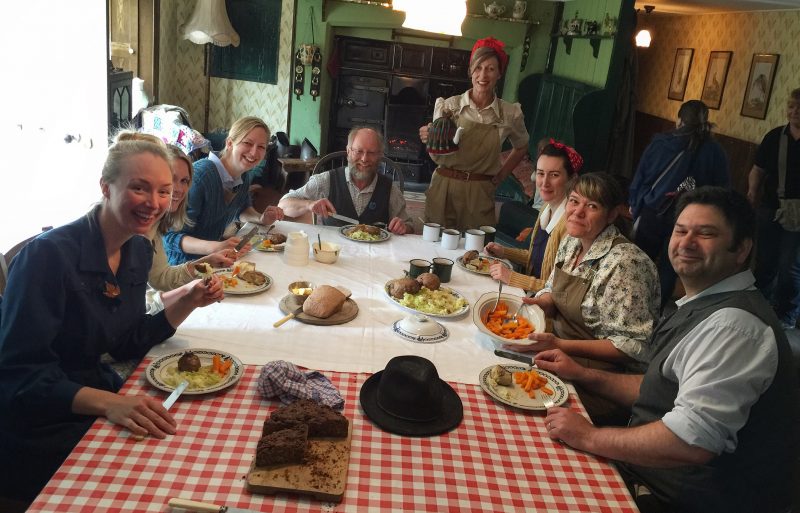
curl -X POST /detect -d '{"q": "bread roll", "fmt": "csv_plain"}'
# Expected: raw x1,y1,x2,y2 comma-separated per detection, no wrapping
303,285,347,318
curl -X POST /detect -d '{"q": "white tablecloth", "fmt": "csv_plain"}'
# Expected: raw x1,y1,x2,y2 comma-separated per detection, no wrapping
148,221,524,384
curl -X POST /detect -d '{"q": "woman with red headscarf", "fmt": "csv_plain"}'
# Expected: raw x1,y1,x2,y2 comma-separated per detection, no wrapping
420,37,530,231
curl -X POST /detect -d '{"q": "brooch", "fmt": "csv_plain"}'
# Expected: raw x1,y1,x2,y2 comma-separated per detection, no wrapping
103,281,121,299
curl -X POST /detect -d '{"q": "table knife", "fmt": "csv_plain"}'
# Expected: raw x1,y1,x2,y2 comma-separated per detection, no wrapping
494,349,533,366
273,305,304,327
330,212,360,225
233,225,259,252
168,497,260,513
162,380,189,410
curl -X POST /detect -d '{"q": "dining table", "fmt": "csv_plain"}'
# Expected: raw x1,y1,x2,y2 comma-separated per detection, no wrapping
27,221,640,512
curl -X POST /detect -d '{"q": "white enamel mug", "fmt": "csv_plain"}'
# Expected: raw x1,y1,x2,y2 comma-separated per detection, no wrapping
422,222,442,242
441,229,460,250
464,229,486,252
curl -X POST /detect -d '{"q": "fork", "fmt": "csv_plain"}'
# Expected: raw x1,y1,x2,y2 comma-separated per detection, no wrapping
490,280,503,314
503,302,526,329
539,387,556,409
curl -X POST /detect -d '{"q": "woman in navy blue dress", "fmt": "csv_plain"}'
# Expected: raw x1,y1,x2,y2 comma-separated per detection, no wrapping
0,132,224,502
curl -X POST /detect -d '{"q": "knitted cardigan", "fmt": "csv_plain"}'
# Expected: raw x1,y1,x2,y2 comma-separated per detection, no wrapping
503,210,567,293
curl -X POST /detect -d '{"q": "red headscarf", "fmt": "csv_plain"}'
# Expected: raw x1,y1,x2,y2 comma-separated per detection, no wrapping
470,37,509,74
549,138,584,174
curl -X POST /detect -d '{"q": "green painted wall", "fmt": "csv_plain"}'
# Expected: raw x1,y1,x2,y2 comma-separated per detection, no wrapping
288,0,557,153
551,0,622,88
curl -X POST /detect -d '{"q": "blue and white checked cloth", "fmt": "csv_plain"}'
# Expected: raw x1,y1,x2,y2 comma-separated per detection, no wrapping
256,360,344,410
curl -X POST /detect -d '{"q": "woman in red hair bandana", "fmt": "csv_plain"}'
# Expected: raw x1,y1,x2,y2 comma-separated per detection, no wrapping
420,36,530,231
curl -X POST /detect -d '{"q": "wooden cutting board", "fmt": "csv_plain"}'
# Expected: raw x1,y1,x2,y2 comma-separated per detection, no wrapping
245,420,352,502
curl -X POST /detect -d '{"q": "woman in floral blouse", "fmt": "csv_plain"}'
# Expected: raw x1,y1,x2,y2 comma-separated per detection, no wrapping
510,173,659,424
514,172,660,364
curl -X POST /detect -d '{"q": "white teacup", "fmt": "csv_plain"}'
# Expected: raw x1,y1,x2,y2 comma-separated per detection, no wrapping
422,222,442,242
465,229,485,252
441,229,460,250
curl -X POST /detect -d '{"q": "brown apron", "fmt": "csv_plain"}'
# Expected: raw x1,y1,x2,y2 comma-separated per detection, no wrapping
425,117,501,231
551,236,631,426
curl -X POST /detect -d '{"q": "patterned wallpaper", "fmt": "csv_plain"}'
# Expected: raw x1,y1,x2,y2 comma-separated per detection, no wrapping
158,0,294,134
637,10,799,143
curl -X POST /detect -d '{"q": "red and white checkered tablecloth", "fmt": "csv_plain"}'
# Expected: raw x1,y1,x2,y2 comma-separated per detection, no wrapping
29,362,638,513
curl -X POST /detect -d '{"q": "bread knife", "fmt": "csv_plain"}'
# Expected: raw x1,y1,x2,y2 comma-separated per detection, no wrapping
168,497,261,513
273,305,304,328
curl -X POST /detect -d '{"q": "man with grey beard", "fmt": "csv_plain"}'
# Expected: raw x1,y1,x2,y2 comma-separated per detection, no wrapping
278,127,414,234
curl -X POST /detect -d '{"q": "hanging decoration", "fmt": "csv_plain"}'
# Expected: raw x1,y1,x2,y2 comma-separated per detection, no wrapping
294,6,323,101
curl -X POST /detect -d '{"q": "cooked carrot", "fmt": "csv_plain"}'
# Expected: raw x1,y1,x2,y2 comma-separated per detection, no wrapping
212,354,222,373
219,359,232,375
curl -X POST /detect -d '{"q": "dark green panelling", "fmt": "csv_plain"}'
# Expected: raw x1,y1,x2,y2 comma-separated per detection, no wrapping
552,0,622,87
289,0,556,152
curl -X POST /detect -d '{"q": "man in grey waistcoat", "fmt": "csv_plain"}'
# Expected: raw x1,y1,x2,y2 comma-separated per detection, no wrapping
534,186,798,513
278,127,413,234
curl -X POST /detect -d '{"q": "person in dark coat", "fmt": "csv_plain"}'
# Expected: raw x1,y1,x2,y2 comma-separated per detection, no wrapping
629,100,730,305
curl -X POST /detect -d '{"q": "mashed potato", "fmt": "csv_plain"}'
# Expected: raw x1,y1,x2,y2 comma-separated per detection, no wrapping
398,287,468,315
163,364,224,390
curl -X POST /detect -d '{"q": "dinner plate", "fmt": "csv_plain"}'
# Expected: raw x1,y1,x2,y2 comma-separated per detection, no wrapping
383,280,470,318
214,268,272,295
339,224,391,243
478,364,568,411
146,349,244,395
455,255,511,276
254,240,285,253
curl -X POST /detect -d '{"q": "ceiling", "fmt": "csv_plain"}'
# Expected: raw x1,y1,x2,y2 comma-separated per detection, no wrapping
632,0,800,15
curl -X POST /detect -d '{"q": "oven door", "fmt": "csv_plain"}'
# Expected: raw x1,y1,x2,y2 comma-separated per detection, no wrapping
335,74,388,129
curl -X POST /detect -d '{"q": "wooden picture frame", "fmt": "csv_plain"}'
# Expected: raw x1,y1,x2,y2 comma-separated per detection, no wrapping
668,48,694,101
741,53,780,119
700,51,733,110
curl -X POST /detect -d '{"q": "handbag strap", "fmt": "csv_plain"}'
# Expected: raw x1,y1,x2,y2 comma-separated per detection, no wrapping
778,125,789,198
649,150,685,192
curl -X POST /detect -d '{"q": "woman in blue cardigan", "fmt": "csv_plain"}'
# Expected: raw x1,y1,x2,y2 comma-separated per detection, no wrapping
163,116,284,264
0,132,224,502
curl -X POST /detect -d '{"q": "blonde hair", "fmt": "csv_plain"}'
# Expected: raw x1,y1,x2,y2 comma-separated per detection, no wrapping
103,130,171,184
158,145,195,234
220,116,270,157
469,47,502,76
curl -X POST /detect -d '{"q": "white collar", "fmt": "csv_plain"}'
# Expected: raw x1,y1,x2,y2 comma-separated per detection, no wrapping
675,270,757,306
541,197,567,234
209,152,242,189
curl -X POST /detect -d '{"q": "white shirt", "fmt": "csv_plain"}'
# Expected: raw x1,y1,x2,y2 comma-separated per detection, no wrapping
281,167,412,226
540,198,567,234
208,152,242,191
661,271,779,455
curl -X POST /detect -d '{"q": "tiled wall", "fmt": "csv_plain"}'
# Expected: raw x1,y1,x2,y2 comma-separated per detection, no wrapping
637,10,800,143
158,0,294,134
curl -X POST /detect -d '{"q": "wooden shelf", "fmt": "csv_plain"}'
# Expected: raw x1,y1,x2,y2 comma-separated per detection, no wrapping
550,34,614,58
467,13,540,25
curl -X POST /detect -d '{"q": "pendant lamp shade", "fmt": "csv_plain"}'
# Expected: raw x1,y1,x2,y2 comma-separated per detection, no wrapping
182,0,240,47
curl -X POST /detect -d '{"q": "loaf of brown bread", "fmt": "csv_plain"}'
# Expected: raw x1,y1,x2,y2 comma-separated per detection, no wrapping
302,285,347,318
255,424,308,466
262,399,348,438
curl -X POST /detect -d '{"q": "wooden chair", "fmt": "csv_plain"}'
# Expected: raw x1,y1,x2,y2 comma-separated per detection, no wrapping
0,226,52,296
312,151,405,192
310,151,406,224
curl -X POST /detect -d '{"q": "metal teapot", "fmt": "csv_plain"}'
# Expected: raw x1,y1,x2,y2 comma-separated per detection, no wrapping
484,1,506,18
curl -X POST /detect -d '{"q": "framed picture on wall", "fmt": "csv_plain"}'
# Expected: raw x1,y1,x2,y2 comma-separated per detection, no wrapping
741,53,780,119
668,48,694,101
700,51,733,110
